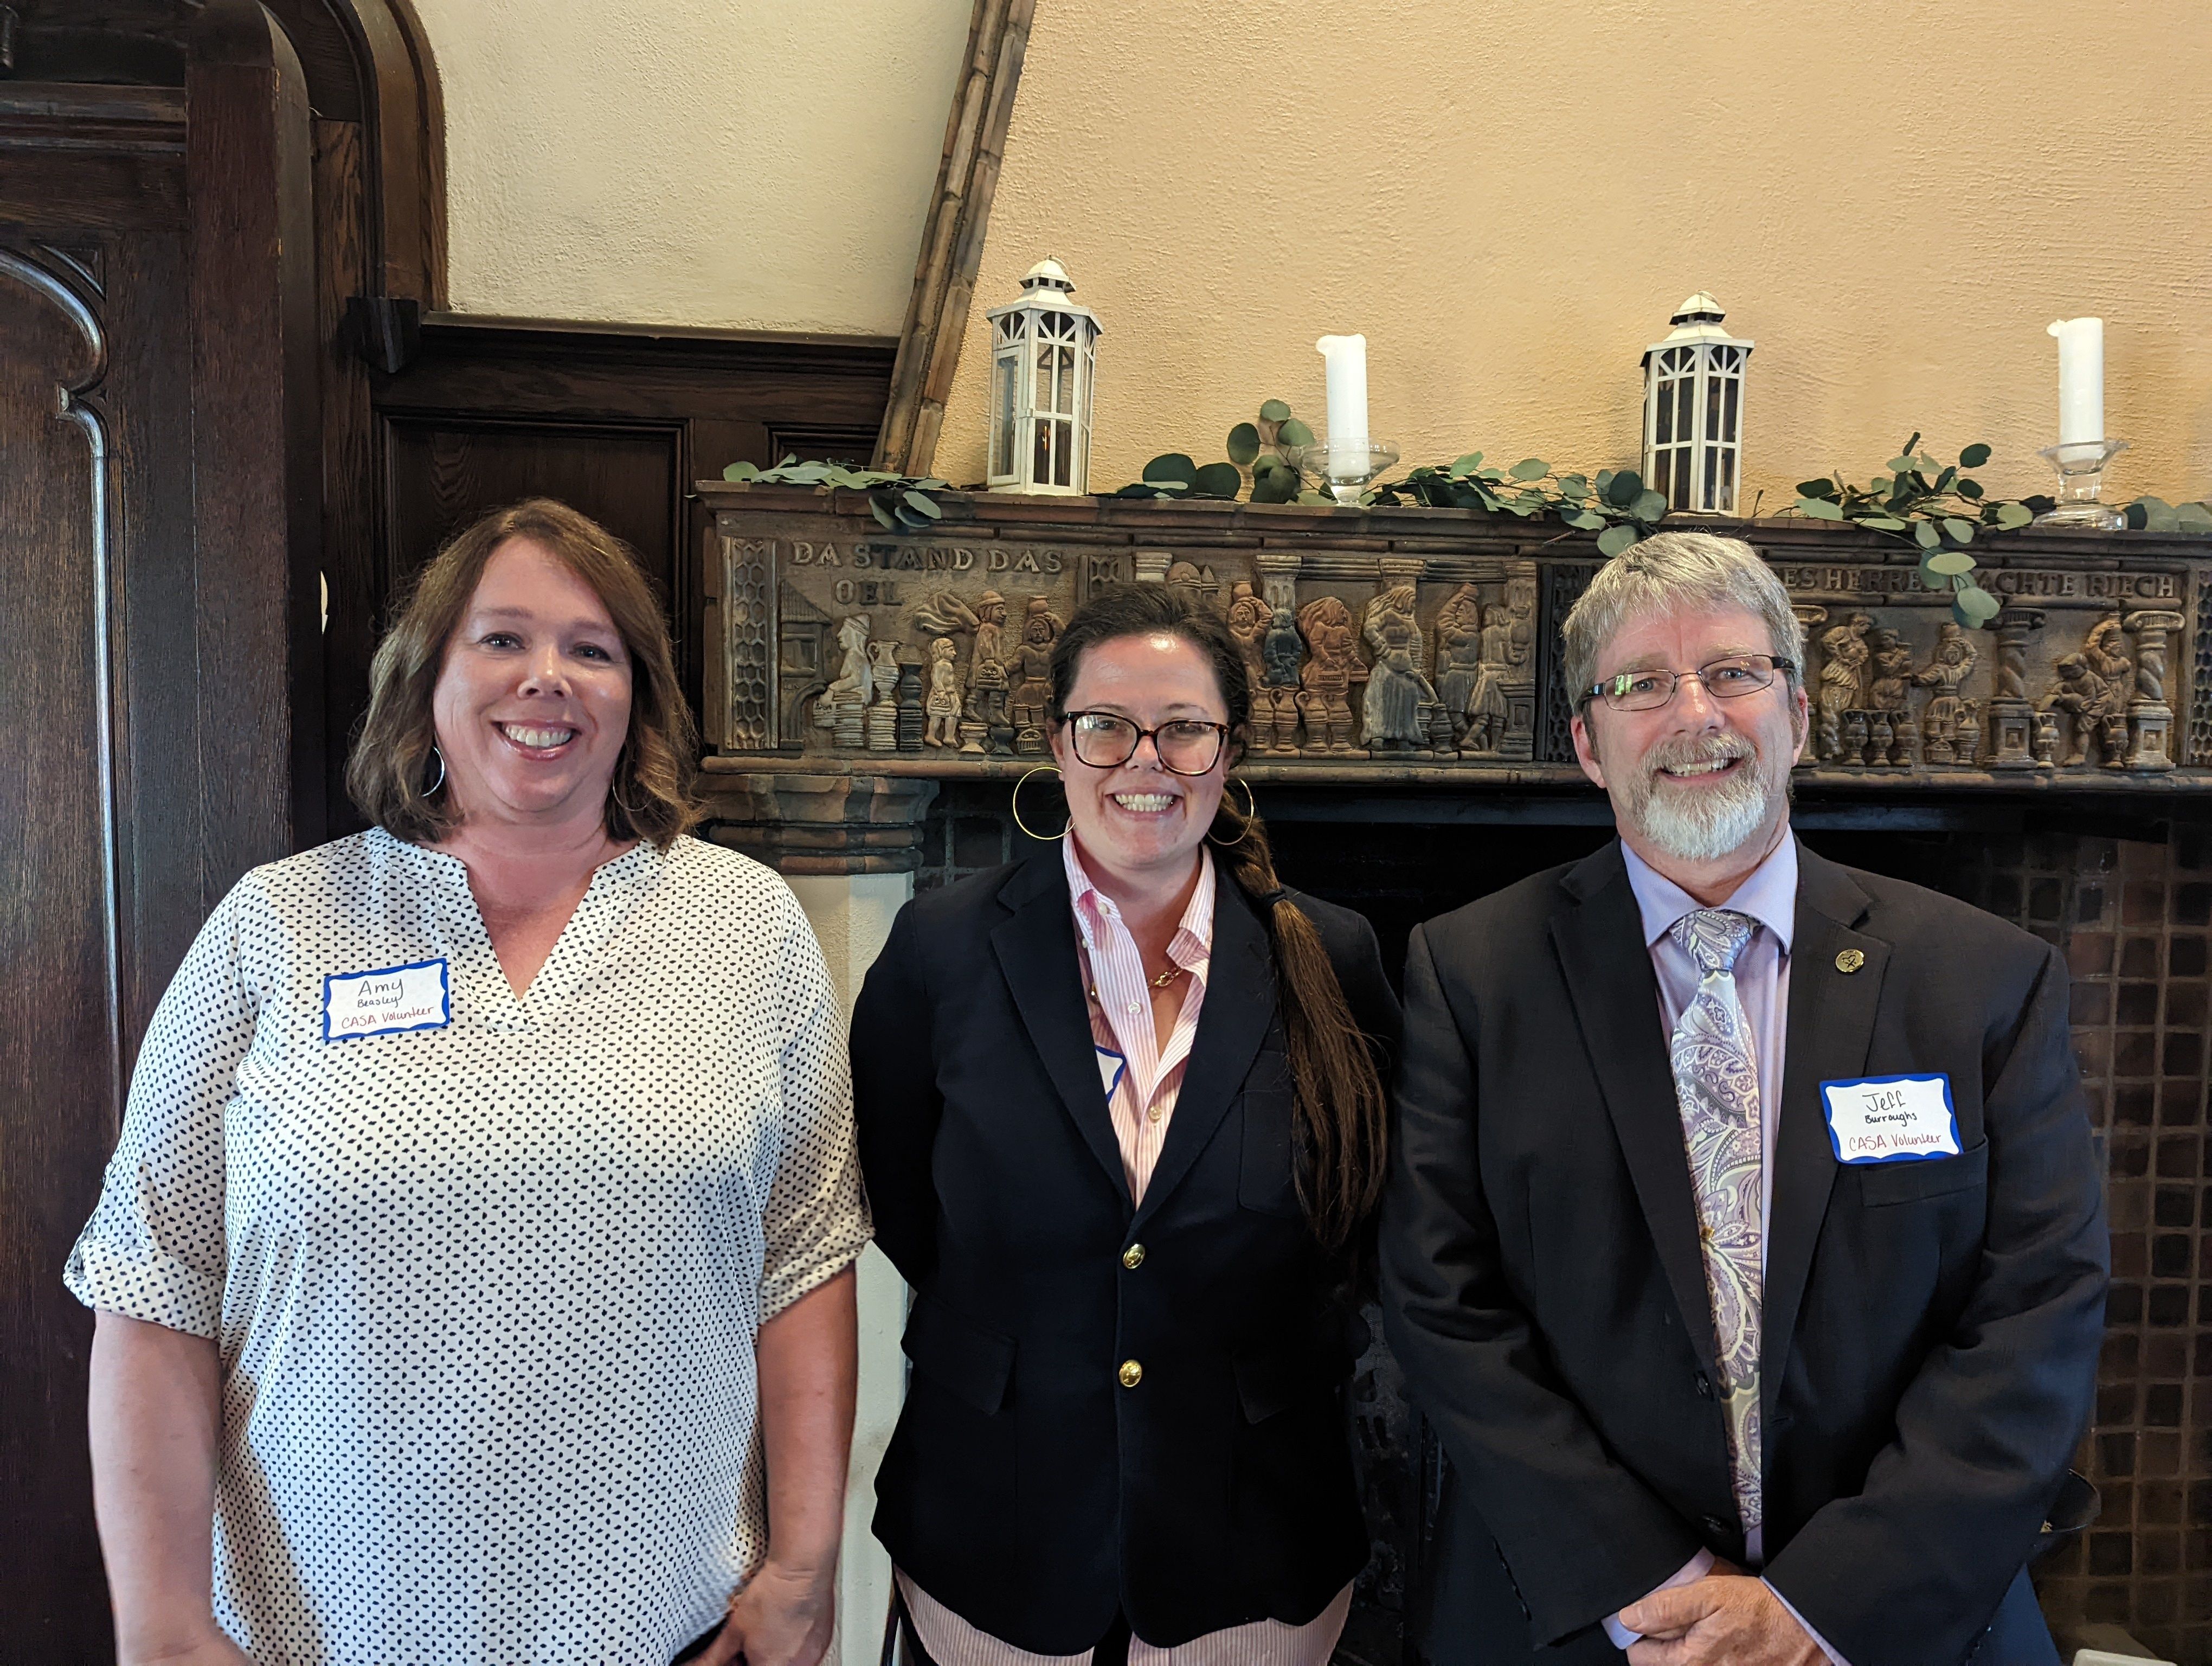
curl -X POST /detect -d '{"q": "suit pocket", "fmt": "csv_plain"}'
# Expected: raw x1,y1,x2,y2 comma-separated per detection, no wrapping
901,1293,1017,1414
1238,1081,1304,1218
1855,1139,1989,1206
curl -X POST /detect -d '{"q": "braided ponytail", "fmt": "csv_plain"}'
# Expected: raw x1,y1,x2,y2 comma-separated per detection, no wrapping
1049,585,1389,1251
1210,797,1388,1251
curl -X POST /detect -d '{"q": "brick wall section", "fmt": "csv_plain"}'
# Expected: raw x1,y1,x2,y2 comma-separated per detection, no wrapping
907,792,2201,1661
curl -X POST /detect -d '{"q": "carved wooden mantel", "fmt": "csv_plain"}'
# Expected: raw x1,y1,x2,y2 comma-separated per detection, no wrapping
695,483,2212,869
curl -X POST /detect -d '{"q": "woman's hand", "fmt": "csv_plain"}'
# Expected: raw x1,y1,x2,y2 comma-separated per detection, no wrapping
701,1560,837,1666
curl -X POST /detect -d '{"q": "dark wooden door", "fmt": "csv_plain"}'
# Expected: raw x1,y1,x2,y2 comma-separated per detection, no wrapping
0,10,321,1652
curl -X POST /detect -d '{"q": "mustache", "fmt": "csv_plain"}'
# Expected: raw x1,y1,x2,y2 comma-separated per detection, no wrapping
1642,733,1758,783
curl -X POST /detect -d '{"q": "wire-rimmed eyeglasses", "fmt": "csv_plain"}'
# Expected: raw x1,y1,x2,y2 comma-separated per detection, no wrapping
1581,653,1796,713
1064,712,1231,774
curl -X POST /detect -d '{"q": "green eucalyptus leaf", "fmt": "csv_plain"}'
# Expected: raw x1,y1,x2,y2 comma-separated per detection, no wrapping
1995,501,2036,529
902,489,943,518
1862,516,1909,532
1957,479,1985,501
1604,469,1644,508
1632,489,1668,522
1509,457,1549,480
1258,399,1293,424
1914,520,1941,549
1192,462,1243,499
870,497,897,531
1954,585,2003,624
1796,497,1847,521
1476,467,1506,482
1276,418,1316,448
1917,559,1949,591
916,477,950,491
2176,501,2212,534
1250,472,1296,504
1596,469,1617,492
723,459,761,482
1943,518,1977,546
1887,454,1917,473
1562,509,1607,531
1796,478,1839,499
1143,453,1199,486
1452,452,1485,476
2145,501,2183,534
1596,523,1641,558
1226,424,1262,466
1959,443,1992,469
1296,490,1334,506
1556,473,1590,499
1926,548,1976,575
1934,466,1958,494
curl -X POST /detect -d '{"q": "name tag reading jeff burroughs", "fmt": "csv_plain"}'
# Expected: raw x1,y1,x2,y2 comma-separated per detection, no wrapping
1821,1073,1960,1164
322,959,451,1041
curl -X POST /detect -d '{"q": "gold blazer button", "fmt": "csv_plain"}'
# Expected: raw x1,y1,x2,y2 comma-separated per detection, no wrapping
1121,1244,1146,1270
1118,1359,1144,1389
1836,949,1865,973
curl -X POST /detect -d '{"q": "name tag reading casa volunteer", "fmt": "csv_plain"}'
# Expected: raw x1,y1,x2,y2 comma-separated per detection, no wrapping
1821,1073,1961,1164
321,959,451,1041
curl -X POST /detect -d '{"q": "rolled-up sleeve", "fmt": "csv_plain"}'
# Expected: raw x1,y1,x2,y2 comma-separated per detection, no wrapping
64,880,260,1338
757,889,871,1321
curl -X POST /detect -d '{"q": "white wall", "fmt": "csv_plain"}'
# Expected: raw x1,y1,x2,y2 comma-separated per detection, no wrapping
409,0,972,333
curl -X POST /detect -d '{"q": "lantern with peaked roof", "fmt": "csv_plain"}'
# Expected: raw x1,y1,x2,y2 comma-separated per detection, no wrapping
1642,292,1753,515
985,258,1101,495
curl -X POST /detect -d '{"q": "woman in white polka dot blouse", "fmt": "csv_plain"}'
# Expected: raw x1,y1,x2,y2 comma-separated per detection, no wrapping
67,499,870,1666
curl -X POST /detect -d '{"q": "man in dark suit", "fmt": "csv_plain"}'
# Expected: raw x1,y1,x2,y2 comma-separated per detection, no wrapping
1381,532,2107,1666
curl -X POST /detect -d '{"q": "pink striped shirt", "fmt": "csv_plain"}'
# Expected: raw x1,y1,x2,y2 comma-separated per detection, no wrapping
896,838,1352,1666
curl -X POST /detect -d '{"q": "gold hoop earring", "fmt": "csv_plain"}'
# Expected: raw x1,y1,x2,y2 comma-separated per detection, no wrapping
1207,776,1256,847
1010,765,1069,842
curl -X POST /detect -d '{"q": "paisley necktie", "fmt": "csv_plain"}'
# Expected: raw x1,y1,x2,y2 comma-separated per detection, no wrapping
1667,907,1763,1536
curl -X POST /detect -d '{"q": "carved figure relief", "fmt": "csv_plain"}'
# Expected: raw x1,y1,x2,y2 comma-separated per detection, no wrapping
1865,627,1915,765
1006,598,1062,752
1259,604,1304,754
1815,613,1871,761
1361,585,1438,753
1297,596,1364,754
924,637,962,747
815,613,875,748
2042,651,2126,768
866,640,902,751
1912,622,1979,765
1432,587,1485,749
2084,610,2133,704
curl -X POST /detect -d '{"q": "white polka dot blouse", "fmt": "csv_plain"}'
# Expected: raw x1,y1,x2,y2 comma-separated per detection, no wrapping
65,826,870,1664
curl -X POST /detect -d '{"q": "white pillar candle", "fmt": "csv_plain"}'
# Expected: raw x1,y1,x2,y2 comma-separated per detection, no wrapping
2048,317,2105,446
1315,334,1369,449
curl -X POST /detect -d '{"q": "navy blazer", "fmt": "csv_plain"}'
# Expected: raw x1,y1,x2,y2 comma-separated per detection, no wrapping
852,847,1401,1652
1381,840,2107,1666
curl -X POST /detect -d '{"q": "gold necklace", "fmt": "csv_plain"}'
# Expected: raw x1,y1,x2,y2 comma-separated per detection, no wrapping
1149,963,1186,989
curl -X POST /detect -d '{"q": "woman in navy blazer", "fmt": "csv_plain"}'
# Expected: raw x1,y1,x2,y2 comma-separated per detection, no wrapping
852,585,1400,1664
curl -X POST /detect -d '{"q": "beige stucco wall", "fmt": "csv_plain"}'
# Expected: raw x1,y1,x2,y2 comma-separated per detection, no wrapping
937,0,2212,505
408,0,971,334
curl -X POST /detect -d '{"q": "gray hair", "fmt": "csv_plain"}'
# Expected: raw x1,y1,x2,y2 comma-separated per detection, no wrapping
1561,531,1805,708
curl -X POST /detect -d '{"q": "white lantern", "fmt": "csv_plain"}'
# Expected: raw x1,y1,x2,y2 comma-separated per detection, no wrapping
1641,292,1753,514
985,258,1100,494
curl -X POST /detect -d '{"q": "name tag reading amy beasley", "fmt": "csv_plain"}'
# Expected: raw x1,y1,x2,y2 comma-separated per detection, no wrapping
321,959,451,1041
1821,1073,1962,1164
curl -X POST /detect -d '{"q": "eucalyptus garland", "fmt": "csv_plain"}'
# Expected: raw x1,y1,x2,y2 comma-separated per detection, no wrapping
722,456,953,535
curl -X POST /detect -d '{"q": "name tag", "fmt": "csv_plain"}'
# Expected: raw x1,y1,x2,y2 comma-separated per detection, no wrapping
1821,1073,1960,1164
322,959,451,1041
1096,1045,1127,1103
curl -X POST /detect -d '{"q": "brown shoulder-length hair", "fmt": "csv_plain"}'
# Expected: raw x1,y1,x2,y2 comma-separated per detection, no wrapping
1046,584,1388,1253
345,498,700,849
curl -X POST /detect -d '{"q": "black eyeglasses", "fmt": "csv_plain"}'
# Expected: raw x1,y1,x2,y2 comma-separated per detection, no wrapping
1064,712,1231,775
1582,653,1796,713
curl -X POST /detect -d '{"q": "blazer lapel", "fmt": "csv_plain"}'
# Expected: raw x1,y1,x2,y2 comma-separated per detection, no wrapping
990,851,1133,1209
1548,843,1721,1376
1761,844,1886,1429
1132,864,1274,1232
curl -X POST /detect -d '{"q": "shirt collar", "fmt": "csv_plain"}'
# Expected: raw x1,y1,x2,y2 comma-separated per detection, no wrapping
1621,832,1797,955
1063,835,1216,964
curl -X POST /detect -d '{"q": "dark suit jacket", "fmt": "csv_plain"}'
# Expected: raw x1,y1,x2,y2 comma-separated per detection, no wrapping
1380,839,2107,1666
852,847,1402,1653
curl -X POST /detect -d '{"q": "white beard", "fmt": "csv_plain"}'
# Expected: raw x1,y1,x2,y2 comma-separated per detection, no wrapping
1625,736,1783,864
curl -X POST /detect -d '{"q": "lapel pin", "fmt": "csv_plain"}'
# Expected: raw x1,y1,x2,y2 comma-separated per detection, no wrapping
1836,949,1865,974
